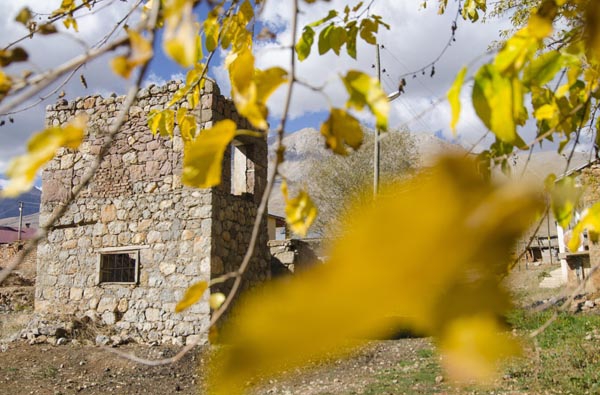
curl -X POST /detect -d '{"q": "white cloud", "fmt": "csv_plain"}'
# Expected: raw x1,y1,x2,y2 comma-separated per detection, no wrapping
0,0,518,175
210,0,514,151
0,0,143,169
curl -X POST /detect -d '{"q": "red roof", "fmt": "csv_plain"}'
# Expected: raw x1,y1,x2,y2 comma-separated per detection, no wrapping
0,226,36,244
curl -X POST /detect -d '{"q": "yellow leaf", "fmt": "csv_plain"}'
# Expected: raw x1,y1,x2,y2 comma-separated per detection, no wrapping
547,175,582,229
320,108,363,155
63,15,78,31
161,109,175,137
0,70,12,101
586,2,600,60
2,115,87,197
110,56,131,79
569,202,600,252
341,70,389,131
448,66,467,135
255,67,288,104
281,181,317,237
175,281,208,313
147,109,175,137
183,119,237,188
527,14,553,40
147,109,161,135
177,107,197,141
129,28,153,66
239,0,254,26
111,28,153,79
163,6,200,68
207,156,541,395
209,292,226,310
534,103,558,121
228,51,286,130
439,315,520,383
167,64,206,108
204,11,220,52
14,7,32,26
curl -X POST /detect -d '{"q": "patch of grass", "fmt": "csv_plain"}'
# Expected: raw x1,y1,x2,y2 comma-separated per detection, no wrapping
36,365,58,379
505,309,600,393
362,353,442,395
416,348,434,359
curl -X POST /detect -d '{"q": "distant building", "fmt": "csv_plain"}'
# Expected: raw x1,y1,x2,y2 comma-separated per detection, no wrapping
0,224,36,244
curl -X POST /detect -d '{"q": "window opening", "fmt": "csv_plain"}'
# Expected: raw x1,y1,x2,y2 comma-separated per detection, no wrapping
99,251,138,283
230,142,255,196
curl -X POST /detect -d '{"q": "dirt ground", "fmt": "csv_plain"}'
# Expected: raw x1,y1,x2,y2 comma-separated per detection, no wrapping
0,338,443,395
0,263,568,395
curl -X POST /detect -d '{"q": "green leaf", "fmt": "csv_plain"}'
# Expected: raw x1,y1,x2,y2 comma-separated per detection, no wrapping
346,24,358,59
472,65,526,148
341,70,389,130
329,26,347,55
175,281,208,313
359,18,378,45
182,120,237,188
318,24,334,55
307,10,338,28
296,26,315,61
448,66,467,135
523,50,564,87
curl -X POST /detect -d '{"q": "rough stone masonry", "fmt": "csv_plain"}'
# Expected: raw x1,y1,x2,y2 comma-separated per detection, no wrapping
35,79,270,345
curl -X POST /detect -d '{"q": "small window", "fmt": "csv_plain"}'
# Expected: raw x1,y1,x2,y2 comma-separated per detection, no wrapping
99,251,139,284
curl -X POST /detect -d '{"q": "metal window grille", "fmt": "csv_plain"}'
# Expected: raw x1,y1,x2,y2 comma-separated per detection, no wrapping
99,252,137,283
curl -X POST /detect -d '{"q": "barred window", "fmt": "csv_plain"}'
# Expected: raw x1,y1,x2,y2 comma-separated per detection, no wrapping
99,250,139,284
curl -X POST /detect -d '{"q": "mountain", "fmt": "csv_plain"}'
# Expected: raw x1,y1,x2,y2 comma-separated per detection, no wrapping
504,150,591,181
0,183,41,220
267,128,462,217
267,129,596,217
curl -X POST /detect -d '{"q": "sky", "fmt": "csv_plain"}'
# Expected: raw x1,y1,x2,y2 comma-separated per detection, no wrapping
0,0,516,176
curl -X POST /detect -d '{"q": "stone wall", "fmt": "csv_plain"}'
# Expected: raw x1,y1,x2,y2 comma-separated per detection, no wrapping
36,80,269,345
0,242,36,281
581,163,600,291
268,239,324,276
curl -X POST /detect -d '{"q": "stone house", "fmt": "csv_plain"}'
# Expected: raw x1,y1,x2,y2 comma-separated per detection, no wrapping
555,160,600,291
35,80,270,345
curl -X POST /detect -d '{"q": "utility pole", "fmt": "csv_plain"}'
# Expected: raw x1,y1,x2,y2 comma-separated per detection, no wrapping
373,43,381,197
17,201,23,242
